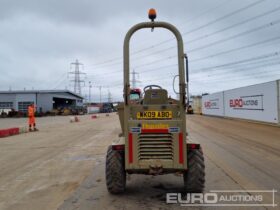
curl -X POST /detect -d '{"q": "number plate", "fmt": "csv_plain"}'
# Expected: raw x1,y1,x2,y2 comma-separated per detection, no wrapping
136,111,172,119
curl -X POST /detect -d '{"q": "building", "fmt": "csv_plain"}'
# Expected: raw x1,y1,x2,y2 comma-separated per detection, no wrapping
0,90,83,113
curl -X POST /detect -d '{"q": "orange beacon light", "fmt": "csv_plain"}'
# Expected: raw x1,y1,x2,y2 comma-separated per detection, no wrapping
148,8,157,21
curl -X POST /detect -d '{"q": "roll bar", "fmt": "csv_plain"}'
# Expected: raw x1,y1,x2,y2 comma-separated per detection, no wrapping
123,21,186,106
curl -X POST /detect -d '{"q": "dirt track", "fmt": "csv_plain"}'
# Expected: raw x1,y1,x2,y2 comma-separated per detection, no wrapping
0,114,279,210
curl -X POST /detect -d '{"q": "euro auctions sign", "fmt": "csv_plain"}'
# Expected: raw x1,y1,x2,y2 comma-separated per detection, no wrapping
204,99,219,109
166,190,278,207
224,81,279,123
229,95,264,111
202,92,224,116
203,81,278,123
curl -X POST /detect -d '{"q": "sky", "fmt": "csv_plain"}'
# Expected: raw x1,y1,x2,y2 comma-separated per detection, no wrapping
0,0,280,102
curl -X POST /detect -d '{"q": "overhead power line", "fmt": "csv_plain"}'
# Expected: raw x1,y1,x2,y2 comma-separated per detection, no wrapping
187,6,280,45
133,21,280,70
144,0,266,48
131,7,280,60
51,72,67,89
87,0,232,67
191,35,280,63
191,58,280,80
88,0,266,68
191,51,280,73
86,34,280,83
90,17,280,73
52,74,68,90
189,19,280,53
192,63,280,83
192,60,280,80
87,52,280,89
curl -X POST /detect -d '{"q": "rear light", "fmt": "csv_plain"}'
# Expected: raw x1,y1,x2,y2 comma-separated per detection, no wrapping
112,145,125,151
179,133,184,164
129,133,133,163
187,143,200,150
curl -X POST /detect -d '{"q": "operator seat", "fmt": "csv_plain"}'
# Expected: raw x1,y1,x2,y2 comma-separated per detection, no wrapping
143,89,168,105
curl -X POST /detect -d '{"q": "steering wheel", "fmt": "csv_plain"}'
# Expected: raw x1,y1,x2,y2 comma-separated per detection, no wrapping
143,85,162,93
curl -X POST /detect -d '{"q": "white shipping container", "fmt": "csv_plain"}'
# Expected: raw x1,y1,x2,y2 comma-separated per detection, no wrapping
192,96,202,114
202,92,224,116
87,106,100,114
224,81,278,123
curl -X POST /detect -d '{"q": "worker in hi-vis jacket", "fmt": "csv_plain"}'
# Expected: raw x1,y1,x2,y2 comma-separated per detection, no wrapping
28,104,38,131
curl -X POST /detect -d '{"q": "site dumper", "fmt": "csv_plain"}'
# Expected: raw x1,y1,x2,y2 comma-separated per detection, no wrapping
106,9,205,194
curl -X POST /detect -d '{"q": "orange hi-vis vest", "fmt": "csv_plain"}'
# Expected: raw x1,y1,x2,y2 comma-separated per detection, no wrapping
28,106,34,117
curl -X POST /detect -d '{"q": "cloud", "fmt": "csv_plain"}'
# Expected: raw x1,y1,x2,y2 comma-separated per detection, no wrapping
0,0,280,101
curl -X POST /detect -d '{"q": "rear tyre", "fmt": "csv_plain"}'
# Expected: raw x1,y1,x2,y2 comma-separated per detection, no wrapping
106,145,126,194
184,148,205,193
